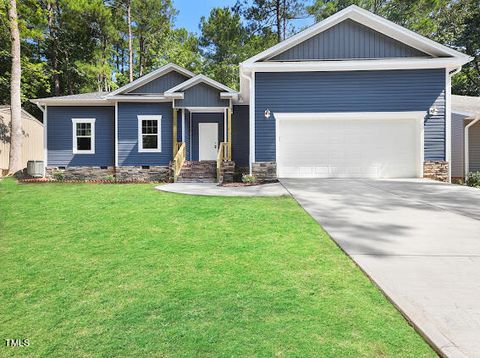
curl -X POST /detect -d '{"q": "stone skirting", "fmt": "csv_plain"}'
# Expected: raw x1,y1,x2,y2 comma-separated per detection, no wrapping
218,161,235,184
423,161,449,182
252,162,277,182
45,166,171,182
46,166,115,181
115,166,171,182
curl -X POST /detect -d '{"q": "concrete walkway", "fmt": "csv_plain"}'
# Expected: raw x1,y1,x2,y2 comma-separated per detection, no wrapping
156,182,288,197
282,178,480,358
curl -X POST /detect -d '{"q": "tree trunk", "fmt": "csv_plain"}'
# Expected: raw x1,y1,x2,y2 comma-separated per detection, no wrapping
139,35,144,76
127,0,133,82
276,0,281,42
47,0,60,96
7,0,22,176
282,0,287,41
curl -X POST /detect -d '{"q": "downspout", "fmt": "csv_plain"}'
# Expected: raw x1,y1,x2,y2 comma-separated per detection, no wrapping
240,66,254,175
465,118,480,177
35,102,47,177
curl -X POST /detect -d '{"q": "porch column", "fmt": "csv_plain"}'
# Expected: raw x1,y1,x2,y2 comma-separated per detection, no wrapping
173,109,178,156
228,107,232,160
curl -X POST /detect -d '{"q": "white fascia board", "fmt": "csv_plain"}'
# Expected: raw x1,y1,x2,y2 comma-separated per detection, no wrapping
220,92,238,100
106,63,195,97
31,99,112,106
242,5,472,64
242,57,469,72
107,95,171,102
165,74,238,94
163,93,184,99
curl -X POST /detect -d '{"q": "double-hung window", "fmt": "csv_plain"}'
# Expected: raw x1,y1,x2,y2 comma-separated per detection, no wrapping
72,118,95,154
138,115,162,152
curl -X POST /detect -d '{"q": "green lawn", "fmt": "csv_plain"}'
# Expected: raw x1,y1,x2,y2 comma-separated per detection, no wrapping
0,179,433,357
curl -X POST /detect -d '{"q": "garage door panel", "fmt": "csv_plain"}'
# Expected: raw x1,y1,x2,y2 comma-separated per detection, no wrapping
277,117,420,178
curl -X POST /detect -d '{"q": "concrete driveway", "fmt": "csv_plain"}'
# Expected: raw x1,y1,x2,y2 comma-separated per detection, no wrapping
281,179,480,358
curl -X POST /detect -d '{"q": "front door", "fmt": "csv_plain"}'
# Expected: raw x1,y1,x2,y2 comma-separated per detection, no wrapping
199,123,218,161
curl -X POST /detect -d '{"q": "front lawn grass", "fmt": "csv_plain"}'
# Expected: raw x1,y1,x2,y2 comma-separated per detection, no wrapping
0,179,433,357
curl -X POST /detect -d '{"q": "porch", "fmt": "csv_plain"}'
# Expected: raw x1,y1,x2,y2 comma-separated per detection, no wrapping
172,107,234,183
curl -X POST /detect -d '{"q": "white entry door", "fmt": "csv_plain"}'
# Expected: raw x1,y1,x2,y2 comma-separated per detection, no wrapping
199,123,218,161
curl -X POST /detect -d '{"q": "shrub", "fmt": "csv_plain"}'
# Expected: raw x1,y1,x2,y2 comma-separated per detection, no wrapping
52,171,64,181
104,175,115,182
242,174,257,184
466,171,480,188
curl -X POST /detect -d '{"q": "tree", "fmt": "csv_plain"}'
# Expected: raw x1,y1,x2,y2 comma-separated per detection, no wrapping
132,0,176,76
238,0,306,42
199,6,276,89
7,0,22,175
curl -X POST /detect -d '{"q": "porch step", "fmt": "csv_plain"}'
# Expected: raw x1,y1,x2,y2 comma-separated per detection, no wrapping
177,161,217,183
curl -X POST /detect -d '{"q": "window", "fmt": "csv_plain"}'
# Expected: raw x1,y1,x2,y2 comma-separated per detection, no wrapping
138,115,161,152
72,118,95,154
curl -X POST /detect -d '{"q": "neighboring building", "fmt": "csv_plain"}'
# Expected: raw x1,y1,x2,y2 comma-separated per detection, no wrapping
0,106,44,175
31,5,472,183
451,95,480,179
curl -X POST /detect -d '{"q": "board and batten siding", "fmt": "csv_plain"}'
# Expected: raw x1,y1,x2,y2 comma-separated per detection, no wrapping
129,71,189,94
47,106,114,167
255,69,446,162
175,83,229,108
117,102,172,166
270,19,429,61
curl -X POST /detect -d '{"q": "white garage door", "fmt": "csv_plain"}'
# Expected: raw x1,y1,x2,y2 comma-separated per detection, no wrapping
276,114,423,178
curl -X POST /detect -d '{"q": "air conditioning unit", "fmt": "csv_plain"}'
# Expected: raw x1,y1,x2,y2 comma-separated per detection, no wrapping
27,160,44,177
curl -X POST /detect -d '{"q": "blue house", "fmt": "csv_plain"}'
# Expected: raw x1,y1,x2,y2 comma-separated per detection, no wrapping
32,5,472,182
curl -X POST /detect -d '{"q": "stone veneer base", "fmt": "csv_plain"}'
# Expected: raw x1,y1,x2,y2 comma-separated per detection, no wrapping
252,162,277,182
46,166,171,182
218,161,235,184
423,161,449,182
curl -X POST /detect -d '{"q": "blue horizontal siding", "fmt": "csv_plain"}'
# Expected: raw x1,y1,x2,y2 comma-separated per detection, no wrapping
190,113,224,161
232,105,249,167
117,102,172,166
271,19,428,61
129,71,189,94
255,69,445,162
175,83,229,108
47,106,114,167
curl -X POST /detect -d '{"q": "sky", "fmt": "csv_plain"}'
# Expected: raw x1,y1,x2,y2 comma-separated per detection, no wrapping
173,0,314,35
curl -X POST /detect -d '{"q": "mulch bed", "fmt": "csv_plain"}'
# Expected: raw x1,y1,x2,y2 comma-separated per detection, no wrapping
220,181,277,187
18,178,165,184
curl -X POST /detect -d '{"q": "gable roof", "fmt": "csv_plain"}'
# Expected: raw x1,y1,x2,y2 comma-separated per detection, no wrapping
242,5,472,65
164,74,238,99
106,63,195,97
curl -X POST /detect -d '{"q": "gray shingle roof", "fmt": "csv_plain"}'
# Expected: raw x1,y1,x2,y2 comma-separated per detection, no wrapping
33,91,109,102
452,95,480,118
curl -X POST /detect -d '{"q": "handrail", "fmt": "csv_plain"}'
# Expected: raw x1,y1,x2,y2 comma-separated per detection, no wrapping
173,142,186,182
216,142,229,182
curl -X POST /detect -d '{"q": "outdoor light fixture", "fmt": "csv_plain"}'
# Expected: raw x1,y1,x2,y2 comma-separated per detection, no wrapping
429,107,439,116
264,109,271,119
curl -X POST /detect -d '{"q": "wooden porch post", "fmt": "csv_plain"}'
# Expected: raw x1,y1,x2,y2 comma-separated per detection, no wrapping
173,108,178,156
228,107,232,160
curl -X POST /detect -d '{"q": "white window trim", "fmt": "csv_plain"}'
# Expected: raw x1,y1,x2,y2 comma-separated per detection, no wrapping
72,118,95,154
138,115,162,153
